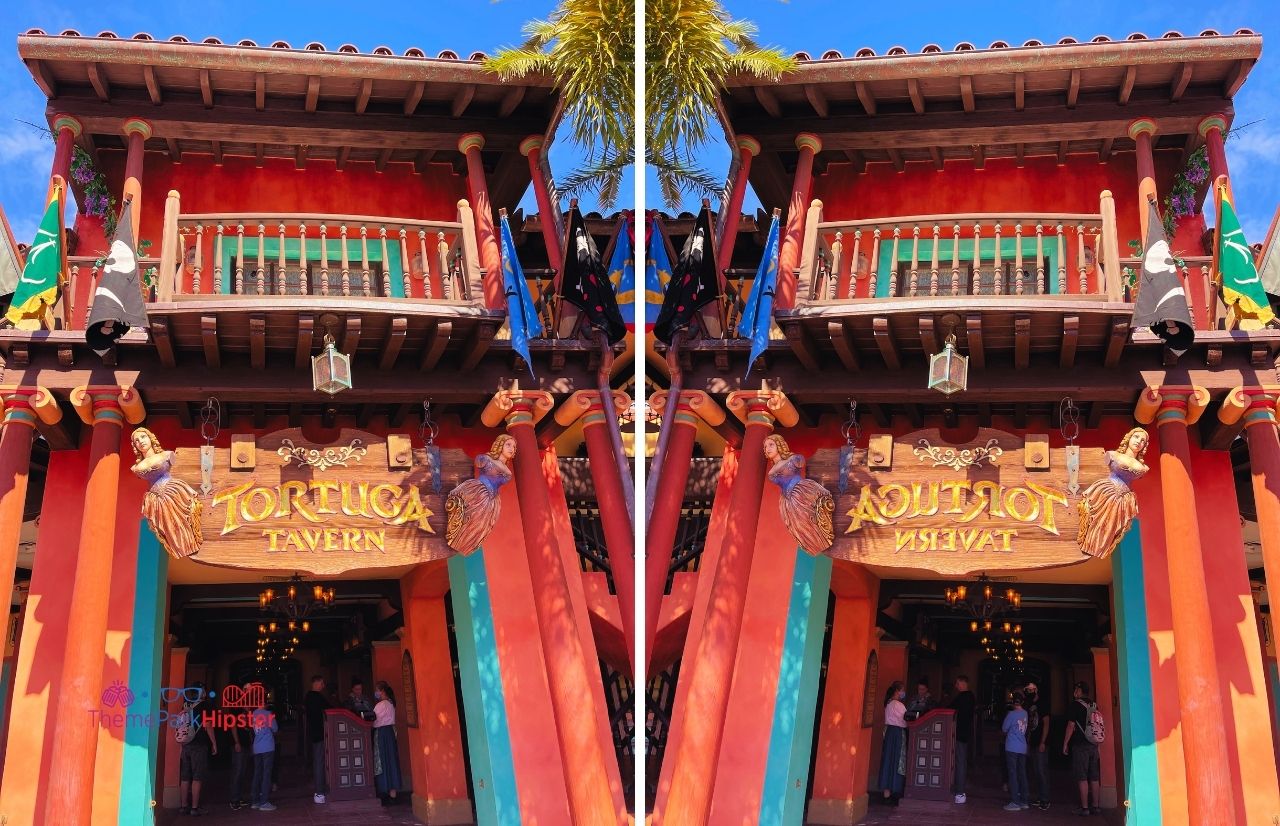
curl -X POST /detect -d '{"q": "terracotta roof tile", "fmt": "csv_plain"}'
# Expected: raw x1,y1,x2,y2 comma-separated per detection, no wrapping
795,29,1257,61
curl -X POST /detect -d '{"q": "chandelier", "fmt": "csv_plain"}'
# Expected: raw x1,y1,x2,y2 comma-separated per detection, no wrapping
260,573,335,621
944,574,1021,632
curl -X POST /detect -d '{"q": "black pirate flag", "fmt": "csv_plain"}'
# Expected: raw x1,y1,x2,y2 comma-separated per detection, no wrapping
560,206,627,345
1132,199,1195,356
86,200,147,357
653,206,719,345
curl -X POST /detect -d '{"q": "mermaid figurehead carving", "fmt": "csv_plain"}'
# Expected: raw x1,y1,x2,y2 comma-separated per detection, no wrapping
130,427,204,559
1076,427,1149,560
445,434,516,555
764,434,835,555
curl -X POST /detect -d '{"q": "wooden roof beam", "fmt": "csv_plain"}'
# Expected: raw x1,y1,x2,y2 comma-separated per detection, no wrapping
460,321,498,370
498,85,526,117
804,84,829,118
1066,69,1080,108
1057,140,1068,166
959,76,975,113
1104,316,1129,367
1014,143,1025,167
165,138,181,163
965,314,985,368
336,146,351,170
754,85,782,117
249,315,266,370
919,316,939,356
1013,403,1028,429
872,316,900,369
1224,59,1254,98
211,139,223,165
971,144,985,170
908,78,924,114
341,316,362,357
854,80,877,115
404,81,425,116
929,146,943,171
376,148,393,172
295,314,314,370
782,321,821,371
201,314,220,368
1171,63,1193,101
1118,65,1136,105
255,72,265,111
420,320,453,370
413,150,435,174
254,142,264,168
1014,315,1031,368
887,148,905,172
1060,315,1079,368
1086,401,1104,429
451,84,477,118
150,316,176,368
199,69,213,108
1014,72,1025,111
380,317,408,369
828,321,859,370
24,58,57,98
905,405,924,428
295,144,307,170
355,78,373,114
1099,137,1114,162
844,149,866,173
143,65,162,105
87,62,110,102
305,76,320,113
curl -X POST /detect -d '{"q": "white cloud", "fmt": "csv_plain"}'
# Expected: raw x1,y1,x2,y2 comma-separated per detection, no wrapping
0,127,50,164
1228,126,1280,180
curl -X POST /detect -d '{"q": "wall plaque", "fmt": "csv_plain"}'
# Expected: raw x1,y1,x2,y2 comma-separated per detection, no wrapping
812,428,1110,576
171,428,471,575
402,650,419,728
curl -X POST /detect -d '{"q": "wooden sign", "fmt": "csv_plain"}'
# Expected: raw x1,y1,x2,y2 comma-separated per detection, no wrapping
402,650,419,728
172,428,472,575
861,649,878,728
812,429,1107,576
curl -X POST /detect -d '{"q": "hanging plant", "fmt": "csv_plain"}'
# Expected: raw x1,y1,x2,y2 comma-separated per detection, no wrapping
70,146,118,239
1161,146,1209,241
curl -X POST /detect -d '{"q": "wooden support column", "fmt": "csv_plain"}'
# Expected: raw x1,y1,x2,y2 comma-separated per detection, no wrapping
1128,118,1158,242
644,390,724,667
43,385,144,825
457,133,505,309
481,388,622,825
519,136,563,275
1134,385,1236,823
49,114,82,197
776,134,822,310
1091,645,1120,808
716,136,760,281
653,385,799,826
122,118,153,241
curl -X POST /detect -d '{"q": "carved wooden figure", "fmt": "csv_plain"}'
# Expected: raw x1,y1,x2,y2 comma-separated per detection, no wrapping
131,427,204,559
1077,427,1149,560
445,434,516,555
764,434,835,555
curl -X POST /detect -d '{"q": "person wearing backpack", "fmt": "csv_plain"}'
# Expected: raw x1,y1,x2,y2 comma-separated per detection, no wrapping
1062,680,1103,816
175,683,218,816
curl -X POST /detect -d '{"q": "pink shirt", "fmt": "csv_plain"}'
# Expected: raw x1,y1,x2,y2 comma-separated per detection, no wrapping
884,699,907,728
373,699,396,728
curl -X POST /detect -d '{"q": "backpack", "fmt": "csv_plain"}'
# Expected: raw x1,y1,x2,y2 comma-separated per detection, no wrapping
174,704,197,745
1079,700,1106,744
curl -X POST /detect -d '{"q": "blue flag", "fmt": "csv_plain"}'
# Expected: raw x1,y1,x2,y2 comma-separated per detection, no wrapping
737,212,781,377
499,213,543,376
645,215,673,332
610,214,637,330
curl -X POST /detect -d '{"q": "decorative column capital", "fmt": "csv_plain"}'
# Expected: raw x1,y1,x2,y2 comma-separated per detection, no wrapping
554,390,632,428
479,385,554,429
647,390,726,429
1134,384,1210,426
1198,114,1229,138
122,118,154,141
726,384,798,429
69,385,146,426
0,386,62,429
52,114,83,138
457,132,486,155
1127,118,1158,141
519,135,545,157
795,133,823,155
735,135,761,158
1218,386,1280,429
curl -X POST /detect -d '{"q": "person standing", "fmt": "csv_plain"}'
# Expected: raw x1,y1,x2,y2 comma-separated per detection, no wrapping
228,683,254,810
877,681,908,807
250,695,279,811
1063,681,1103,816
1001,690,1030,811
1025,681,1052,810
905,676,936,720
176,684,218,816
347,677,375,721
305,675,332,804
373,681,405,806
948,675,976,804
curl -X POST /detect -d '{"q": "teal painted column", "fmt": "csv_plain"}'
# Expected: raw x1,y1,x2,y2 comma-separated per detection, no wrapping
1111,521,1162,825
448,550,521,826
758,550,834,826
118,523,169,825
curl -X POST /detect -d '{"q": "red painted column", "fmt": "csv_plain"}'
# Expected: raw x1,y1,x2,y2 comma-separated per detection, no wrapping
574,391,637,669
122,118,152,241
653,386,798,825
457,133,505,309
1135,385,1237,823
0,388,58,643
42,386,142,825
1128,118,1158,242
715,135,760,281
519,135,564,273
775,133,822,309
50,114,82,193
495,390,622,825
1091,645,1119,807
644,390,723,666
1199,114,1230,184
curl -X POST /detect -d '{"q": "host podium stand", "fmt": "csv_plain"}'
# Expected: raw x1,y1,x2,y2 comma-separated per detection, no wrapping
905,708,956,800
324,708,377,801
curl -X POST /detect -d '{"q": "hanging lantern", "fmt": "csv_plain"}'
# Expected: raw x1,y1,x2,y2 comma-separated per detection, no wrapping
969,620,978,633
312,316,353,396
928,316,969,396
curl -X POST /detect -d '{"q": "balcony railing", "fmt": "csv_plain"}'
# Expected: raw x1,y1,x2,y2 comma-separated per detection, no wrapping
797,190,1126,304
1120,254,1220,329
152,190,483,304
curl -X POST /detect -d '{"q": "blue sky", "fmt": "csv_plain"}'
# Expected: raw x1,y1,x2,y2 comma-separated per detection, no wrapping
656,0,1280,243
0,0,619,245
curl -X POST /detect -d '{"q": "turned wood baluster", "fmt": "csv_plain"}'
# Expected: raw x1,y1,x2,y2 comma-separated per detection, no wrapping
908,226,921,297
868,229,880,297
400,229,412,297
951,224,961,296
1077,223,1088,294
214,224,224,294
929,225,940,296
847,229,862,299
277,223,287,295
889,227,901,297
1014,223,1025,295
339,225,351,296
1055,223,1066,295
235,224,246,295
419,230,432,299
438,233,452,299
1035,224,1046,295
255,224,267,295
379,227,392,297
193,223,204,294
299,224,309,295
971,223,982,295
993,222,1004,295
827,232,843,301
319,225,330,296
360,226,372,297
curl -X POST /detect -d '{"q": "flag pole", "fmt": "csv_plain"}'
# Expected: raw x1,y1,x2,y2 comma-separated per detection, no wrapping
596,328,635,527
644,329,684,524
1211,175,1234,329
48,175,67,331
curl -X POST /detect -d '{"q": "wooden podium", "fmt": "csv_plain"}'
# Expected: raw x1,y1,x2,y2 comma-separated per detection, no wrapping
905,708,956,800
324,708,376,801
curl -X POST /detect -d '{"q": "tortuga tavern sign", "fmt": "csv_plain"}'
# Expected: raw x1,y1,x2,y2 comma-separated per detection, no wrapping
168,428,471,575
810,429,1112,575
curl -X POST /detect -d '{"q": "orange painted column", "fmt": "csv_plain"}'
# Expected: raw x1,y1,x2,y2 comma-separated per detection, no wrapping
519,135,563,272
715,135,760,280
643,390,720,666
371,638,411,794
775,133,822,309
42,386,142,825
1135,385,1236,823
50,114,82,191
1128,119,1158,241
122,118,153,240
870,639,908,792
1091,646,1119,807
492,389,622,825
457,133,505,309
654,386,798,825
161,646,189,808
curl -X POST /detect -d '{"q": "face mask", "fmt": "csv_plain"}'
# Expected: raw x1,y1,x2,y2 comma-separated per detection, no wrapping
896,691,906,700
374,691,384,700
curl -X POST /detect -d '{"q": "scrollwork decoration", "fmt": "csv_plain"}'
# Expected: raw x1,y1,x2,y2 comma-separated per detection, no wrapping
913,438,1003,471
276,438,368,471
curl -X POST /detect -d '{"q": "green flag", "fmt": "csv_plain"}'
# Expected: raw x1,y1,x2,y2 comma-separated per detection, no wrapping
1217,185,1274,326
5,189,65,329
